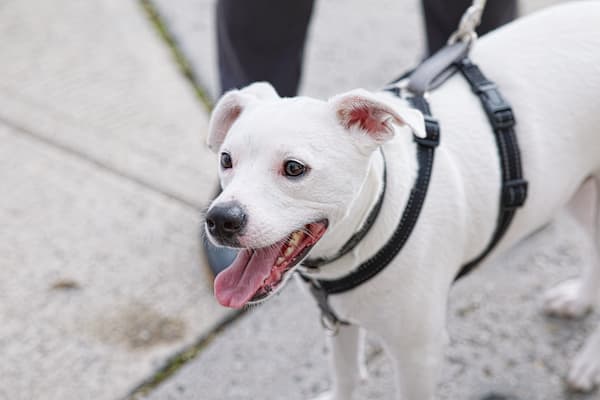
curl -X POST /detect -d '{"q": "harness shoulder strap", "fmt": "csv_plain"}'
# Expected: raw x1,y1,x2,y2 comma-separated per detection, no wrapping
455,58,528,279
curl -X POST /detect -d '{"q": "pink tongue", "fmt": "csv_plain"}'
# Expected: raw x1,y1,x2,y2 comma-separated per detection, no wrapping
213,246,280,308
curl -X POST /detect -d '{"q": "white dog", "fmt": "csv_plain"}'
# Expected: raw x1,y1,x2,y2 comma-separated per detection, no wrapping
204,3,600,399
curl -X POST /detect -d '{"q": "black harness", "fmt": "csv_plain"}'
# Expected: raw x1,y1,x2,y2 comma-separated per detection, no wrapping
298,57,528,329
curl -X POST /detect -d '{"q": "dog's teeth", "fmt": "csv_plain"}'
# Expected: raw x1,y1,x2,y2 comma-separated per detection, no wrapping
284,246,294,257
276,256,285,265
290,231,304,246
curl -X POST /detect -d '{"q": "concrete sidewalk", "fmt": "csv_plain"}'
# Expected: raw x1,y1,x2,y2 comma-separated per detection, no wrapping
0,1,230,399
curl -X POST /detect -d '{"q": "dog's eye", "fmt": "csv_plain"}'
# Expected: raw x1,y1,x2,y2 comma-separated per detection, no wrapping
220,152,233,169
284,160,306,178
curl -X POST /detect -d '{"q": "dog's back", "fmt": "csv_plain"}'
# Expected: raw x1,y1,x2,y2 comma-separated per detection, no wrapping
423,1,600,260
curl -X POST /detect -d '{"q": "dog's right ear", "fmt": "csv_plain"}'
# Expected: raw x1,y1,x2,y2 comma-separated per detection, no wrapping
207,82,279,151
330,89,425,144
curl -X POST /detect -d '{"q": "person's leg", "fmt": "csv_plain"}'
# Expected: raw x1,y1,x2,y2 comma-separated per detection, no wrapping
217,0,315,97
421,0,517,55
206,0,315,276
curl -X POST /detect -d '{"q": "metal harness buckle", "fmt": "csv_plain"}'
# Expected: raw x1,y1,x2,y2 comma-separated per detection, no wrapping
307,279,347,336
448,0,487,45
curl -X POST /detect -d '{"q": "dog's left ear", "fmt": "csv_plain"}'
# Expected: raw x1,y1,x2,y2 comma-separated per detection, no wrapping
207,82,279,151
330,89,426,143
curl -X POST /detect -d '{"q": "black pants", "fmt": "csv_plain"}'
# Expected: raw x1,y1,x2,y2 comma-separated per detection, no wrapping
217,0,517,96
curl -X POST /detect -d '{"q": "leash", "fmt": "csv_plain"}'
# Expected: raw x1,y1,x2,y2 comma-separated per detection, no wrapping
448,0,487,45
389,0,487,95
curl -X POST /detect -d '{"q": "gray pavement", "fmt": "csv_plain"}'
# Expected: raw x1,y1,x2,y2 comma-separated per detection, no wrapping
0,1,228,399
1,0,596,400
0,0,217,206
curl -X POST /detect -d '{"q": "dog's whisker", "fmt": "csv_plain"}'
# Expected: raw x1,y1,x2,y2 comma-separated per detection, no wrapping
300,228,318,241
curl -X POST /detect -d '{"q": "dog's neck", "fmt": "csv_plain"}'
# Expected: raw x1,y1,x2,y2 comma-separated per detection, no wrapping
303,132,417,278
305,150,385,262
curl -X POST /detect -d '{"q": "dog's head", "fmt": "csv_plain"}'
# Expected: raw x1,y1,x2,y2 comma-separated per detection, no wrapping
205,82,424,308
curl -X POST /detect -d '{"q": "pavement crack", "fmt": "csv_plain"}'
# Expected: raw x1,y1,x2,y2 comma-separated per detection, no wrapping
124,310,245,400
0,115,201,211
139,0,214,112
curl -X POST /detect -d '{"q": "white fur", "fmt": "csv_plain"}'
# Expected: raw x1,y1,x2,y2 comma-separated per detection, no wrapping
206,3,600,398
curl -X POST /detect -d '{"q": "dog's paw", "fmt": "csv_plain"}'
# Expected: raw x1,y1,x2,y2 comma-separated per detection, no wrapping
310,389,358,400
310,392,336,400
567,332,600,392
543,279,593,318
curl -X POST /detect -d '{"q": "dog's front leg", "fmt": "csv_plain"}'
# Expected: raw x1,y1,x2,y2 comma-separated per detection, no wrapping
375,291,449,400
313,324,367,400
383,329,445,400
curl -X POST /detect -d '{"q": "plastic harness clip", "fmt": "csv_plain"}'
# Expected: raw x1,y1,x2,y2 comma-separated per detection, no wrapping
476,83,516,130
415,115,441,148
502,179,528,209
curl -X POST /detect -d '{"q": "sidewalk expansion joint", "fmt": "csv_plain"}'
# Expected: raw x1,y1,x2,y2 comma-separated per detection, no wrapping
124,305,386,400
0,115,200,211
124,309,245,400
128,6,250,396
140,0,214,112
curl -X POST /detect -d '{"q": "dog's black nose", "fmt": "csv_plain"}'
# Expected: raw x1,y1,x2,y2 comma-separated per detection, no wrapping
206,202,247,244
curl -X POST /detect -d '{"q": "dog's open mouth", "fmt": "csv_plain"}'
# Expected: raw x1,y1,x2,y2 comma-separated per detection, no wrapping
213,220,328,308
